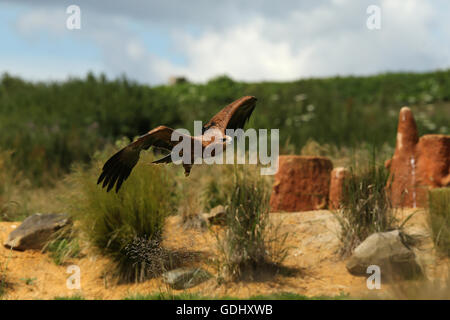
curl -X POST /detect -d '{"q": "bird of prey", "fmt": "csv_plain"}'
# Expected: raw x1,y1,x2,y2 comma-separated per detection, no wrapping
97,95,257,192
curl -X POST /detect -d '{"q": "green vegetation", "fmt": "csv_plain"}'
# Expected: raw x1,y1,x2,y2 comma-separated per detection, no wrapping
333,158,396,256
215,167,288,280
123,291,349,300
202,165,237,212
45,237,81,266
53,294,85,300
1,71,449,187
67,141,178,282
428,188,450,256
0,151,29,221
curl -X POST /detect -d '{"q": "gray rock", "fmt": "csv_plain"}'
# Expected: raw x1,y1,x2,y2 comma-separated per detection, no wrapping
4,213,71,251
346,230,423,280
162,268,211,290
203,205,227,226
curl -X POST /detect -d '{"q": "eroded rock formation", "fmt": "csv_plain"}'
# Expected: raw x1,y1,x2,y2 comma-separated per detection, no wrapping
329,167,350,210
386,107,450,207
270,155,333,212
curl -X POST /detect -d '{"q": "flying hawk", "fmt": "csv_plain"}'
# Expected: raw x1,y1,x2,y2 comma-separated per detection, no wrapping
97,95,257,192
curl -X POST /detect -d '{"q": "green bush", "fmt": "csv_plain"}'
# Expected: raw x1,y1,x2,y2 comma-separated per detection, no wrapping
216,167,288,281
334,160,396,256
428,188,450,256
68,141,178,282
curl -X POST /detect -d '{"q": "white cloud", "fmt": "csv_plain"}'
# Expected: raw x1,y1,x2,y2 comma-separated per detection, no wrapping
170,0,449,81
6,0,450,84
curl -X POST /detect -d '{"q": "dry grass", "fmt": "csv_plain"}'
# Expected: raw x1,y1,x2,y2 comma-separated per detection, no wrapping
428,188,450,256
333,159,397,257
215,166,289,281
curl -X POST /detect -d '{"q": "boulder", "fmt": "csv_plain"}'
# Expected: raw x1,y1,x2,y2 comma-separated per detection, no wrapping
162,268,211,290
386,107,450,207
4,213,71,251
270,155,333,212
328,167,350,210
346,230,423,280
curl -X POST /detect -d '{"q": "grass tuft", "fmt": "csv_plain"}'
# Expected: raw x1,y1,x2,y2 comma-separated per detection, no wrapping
215,166,289,281
428,188,450,256
67,141,178,283
333,158,396,256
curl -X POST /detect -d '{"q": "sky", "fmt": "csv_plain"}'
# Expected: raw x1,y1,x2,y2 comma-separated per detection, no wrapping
0,0,449,85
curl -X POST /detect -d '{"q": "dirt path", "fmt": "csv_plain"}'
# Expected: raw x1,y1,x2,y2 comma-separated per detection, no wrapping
0,209,447,300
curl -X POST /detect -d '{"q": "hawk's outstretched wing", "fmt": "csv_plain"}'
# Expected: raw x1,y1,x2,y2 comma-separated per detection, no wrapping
202,96,257,136
97,125,187,193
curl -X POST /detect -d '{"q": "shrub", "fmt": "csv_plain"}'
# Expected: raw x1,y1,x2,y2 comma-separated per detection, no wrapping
428,188,450,256
216,166,288,281
68,140,178,283
334,160,396,256
0,151,30,221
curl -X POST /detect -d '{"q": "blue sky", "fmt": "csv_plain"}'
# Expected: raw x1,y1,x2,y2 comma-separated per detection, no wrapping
0,0,449,85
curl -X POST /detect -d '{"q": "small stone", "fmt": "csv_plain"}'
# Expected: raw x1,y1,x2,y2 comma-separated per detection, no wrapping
162,268,211,290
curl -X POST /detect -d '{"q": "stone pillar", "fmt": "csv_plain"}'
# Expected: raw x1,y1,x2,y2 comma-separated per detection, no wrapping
269,155,333,212
386,107,450,207
385,107,419,208
329,167,350,210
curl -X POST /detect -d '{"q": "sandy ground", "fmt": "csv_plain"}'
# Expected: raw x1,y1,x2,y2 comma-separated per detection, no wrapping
0,209,448,300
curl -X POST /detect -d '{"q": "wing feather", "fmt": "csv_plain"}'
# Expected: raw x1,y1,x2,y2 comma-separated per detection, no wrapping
202,96,257,135
97,125,187,193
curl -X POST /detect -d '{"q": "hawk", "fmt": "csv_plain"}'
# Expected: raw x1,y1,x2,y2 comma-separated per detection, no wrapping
97,96,257,192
